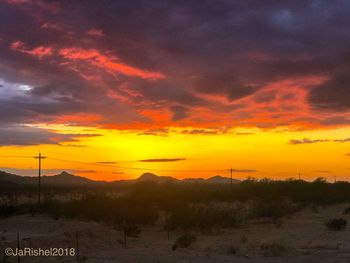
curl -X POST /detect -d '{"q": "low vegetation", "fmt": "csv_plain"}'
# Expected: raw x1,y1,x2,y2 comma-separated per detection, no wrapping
172,234,196,250
2,178,350,233
326,218,347,231
260,241,289,257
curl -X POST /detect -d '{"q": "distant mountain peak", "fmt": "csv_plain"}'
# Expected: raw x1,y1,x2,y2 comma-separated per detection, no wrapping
137,173,177,182
57,171,74,177
138,172,158,180
0,170,240,188
207,175,240,184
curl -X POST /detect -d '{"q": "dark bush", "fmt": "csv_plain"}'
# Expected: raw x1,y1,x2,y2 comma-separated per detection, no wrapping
172,234,196,250
42,194,159,227
260,241,289,256
326,218,347,231
343,206,350,215
123,224,141,238
166,203,245,230
252,198,299,221
0,205,15,217
227,245,238,254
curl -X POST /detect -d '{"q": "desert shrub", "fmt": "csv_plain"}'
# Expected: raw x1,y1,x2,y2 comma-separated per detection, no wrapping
123,224,141,238
166,203,245,230
260,241,289,256
40,201,63,219
343,206,350,215
0,205,15,217
326,218,347,231
227,245,238,254
172,234,196,250
310,204,320,213
240,234,248,244
41,194,159,227
252,198,299,221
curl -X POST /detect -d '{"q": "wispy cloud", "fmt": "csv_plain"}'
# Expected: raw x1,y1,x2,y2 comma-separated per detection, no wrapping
139,158,186,163
289,138,350,145
181,129,219,135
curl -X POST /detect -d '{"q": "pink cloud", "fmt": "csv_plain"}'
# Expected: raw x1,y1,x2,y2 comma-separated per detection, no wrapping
10,41,53,58
59,47,165,80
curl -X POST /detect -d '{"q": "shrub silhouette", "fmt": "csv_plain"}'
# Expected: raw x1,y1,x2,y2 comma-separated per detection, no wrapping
41,194,159,227
165,203,246,230
251,197,299,221
260,241,289,256
343,206,350,215
123,224,141,238
0,205,15,217
326,218,347,231
172,234,196,250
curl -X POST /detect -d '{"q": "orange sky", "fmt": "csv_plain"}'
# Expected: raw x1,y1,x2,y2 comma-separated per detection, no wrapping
1,125,349,181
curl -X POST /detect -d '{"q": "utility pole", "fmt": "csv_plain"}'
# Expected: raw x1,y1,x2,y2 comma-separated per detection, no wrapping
230,168,233,189
34,152,46,207
298,172,301,180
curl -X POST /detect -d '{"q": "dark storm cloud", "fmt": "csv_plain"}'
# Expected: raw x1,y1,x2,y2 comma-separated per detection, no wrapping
308,73,350,110
170,105,189,121
0,125,101,146
0,0,350,134
194,73,259,101
320,116,350,126
130,79,204,106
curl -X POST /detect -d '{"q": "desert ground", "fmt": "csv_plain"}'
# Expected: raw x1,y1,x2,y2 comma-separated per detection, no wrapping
1,204,350,263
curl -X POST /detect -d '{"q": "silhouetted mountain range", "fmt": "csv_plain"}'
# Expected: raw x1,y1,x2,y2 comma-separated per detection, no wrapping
0,170,240,187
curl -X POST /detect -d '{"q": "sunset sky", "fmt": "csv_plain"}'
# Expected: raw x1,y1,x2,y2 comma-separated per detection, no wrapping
0,0,349,181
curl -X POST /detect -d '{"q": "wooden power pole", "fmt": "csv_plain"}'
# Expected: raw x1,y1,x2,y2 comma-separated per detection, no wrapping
34,152,46,207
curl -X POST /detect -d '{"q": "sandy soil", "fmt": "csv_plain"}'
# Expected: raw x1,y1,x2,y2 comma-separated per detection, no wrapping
1,204,350,263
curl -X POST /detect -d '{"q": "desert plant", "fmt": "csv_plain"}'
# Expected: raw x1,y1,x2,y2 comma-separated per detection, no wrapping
326,218,347,231
240,234,248,244
227,245,238,254
123,224,141,238
0,205,15,217
252,198,298,221
163,217,176,240
343,206,350,215
172,234,196,250
260,241,288,256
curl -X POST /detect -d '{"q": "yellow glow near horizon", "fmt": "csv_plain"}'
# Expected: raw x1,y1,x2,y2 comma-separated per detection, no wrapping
0,124,349,181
